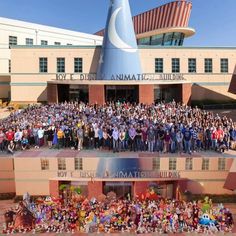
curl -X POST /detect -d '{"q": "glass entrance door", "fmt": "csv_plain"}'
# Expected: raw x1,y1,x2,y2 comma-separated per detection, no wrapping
103,181,132,199
105,85,138,103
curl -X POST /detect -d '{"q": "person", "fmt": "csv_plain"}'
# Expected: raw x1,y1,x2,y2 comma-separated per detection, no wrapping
14,128,22,150
0,129,6,152
136,126,142,151
7,140,15,155
98,126,103,150
183,127,192,154
119,128,125,151
94,125,99,149
64,127,71,148
176,130,183,154
0,101,234,156
88,127,95,149
211,127,218,151
218,137,226,153
47,126,54,148
112,126,119,153
141,126,147,151
57,128,65,149
128,125,136,152
37,127,44,148
164,130,170,153
158,126,165,153
21,137,29,150
77,127,84,151
5,128,14,145
147,126,155,152
170,128,176,153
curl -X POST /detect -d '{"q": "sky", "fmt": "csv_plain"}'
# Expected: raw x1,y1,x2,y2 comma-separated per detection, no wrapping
0,0,235,46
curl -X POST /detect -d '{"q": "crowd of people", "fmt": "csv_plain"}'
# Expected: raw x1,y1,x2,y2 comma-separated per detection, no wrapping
0,101,235,155
2,195,234,234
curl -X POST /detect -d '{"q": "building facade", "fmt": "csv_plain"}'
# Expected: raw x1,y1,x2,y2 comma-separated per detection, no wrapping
0,152,235,198
9,46,236,104
0,17,103,99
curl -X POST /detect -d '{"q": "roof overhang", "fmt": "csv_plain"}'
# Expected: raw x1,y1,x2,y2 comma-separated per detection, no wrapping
136,27,196,40
47,80,191,86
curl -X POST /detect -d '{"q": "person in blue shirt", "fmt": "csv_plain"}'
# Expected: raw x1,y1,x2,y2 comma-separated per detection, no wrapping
21,137,29,150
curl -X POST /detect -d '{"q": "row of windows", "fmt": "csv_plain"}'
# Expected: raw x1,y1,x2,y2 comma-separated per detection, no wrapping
138,32,185,46
39,57,83,73
41,158,83,170
152,157,226,171
155,58,229,73
9,35,71,46
41,158,226,171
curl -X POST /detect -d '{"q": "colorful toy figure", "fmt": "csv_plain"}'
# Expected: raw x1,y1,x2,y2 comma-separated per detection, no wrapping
199,213,217,226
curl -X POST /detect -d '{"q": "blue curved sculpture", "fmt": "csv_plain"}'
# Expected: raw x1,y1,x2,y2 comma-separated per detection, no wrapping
96,0,142,80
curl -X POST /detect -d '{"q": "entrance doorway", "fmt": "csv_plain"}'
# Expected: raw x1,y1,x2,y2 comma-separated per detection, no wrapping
105,85,138,103
103,181,132,199
57,84,88,103
154,84,182,103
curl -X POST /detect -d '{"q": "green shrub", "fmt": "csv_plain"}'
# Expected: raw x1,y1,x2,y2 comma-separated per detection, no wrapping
189,194,236,203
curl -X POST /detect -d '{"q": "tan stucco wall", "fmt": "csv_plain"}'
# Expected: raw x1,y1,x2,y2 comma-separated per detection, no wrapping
0,158,15,193
12,157,233,196
9,47,236,102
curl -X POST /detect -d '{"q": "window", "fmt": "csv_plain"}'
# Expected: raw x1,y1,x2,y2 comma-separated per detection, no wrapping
25,38,33,45
188,58,196,73
218,158,226,171
220,58,228,73
205,58,213,73
41,159,49,170
9,60,11,73
152,158,160,170
169,158,177,170
39,58,48,73
202,158,209,170
155,58,163,73
75,158,83,170
41,40,48,45
57,58,65,73
9,36,17,46
172,58,180,73
185,158,193,170
138,37,151,45
58,158,66,170
54,42,61,45
151,34,163,46
74,58,83,73
163,32,174,46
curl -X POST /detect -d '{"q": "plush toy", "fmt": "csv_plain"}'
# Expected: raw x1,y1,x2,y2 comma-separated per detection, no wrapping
199,213,216,226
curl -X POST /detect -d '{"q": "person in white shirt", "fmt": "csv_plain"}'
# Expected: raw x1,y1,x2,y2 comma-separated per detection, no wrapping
14,128,23,150
112,127,119,153
94,125,99,149
37,127,44,148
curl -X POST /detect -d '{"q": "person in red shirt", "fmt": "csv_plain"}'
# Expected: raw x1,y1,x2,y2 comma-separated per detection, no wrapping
216,125,224,141
211,127,218,150
5,128,15,143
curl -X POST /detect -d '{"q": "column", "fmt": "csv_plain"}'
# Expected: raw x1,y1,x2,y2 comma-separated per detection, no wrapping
181,83,192,105
88,85,105,105
139,85,154,104
87,181,103,199
47,84,58,103
49,180,59,198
